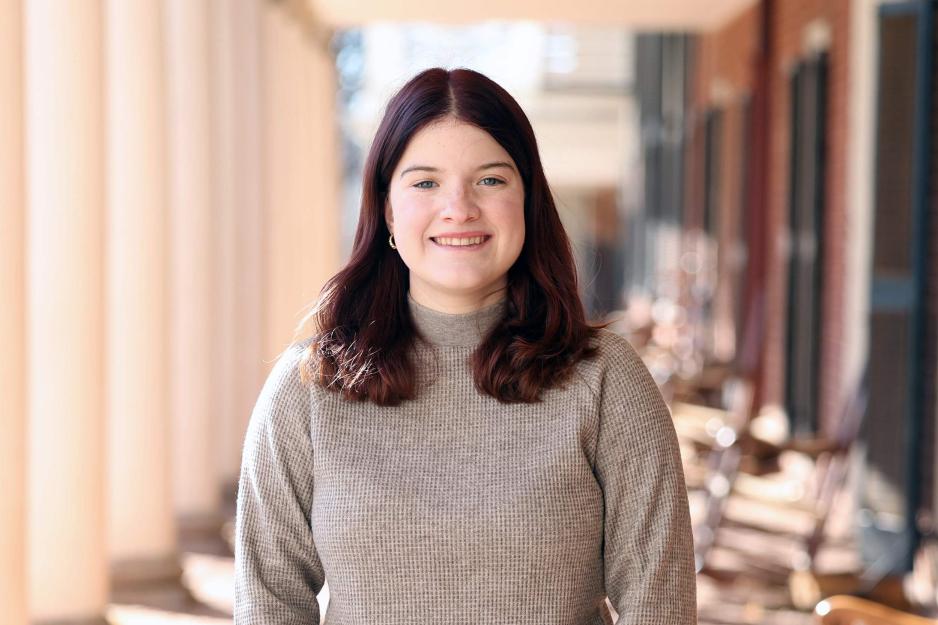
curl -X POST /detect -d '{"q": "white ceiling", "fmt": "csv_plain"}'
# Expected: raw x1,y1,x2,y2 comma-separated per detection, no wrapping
310,0,757,32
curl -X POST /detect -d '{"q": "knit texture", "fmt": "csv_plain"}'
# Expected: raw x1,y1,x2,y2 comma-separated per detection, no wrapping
235,293,697,624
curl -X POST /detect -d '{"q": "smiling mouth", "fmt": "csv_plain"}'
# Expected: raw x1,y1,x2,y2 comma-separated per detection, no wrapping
430,235,491,248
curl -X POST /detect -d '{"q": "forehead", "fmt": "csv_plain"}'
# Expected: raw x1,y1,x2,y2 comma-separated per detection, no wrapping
395,119,513,169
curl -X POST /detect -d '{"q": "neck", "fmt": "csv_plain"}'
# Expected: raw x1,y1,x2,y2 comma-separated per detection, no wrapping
408,284,508,314
407,291,507,347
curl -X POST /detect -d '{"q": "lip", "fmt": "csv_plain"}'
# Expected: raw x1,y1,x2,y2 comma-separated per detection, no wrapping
429,231,490,238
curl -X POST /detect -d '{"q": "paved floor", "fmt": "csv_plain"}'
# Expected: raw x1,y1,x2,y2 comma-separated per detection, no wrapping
106,412,868,625
106,478,854,625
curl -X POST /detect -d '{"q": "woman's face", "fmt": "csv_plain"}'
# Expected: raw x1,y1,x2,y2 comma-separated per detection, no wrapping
385,117,526,313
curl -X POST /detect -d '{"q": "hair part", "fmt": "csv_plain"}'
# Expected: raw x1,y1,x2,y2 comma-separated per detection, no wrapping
299,67,608,405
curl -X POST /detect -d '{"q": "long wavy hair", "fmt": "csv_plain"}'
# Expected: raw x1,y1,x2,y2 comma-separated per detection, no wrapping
299,67,605,405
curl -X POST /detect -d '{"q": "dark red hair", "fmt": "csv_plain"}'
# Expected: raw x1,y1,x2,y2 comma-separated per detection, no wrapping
300,67,605,405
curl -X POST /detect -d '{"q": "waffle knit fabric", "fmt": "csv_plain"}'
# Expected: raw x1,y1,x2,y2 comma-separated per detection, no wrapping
235,292,697,624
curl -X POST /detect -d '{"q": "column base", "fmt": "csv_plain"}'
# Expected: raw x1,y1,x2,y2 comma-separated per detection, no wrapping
176,510,226,535
34,617,111,625
110,552,196,610
111,552,184,587
177,510,232,556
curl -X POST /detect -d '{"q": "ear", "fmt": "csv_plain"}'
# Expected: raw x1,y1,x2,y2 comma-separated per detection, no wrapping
384,197,393,233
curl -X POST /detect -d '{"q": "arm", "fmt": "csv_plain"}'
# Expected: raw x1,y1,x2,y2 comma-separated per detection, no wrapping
595,334,697,625
234,342,326,625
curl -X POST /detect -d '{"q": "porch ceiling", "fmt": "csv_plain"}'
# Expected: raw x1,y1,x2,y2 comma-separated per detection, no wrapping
311,0,757,31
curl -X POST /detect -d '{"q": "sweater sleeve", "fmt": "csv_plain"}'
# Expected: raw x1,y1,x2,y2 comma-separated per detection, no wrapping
234,342,326,625
594,333,697,625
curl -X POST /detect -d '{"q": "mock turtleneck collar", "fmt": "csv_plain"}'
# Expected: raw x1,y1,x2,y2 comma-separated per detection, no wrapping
407,292,507,347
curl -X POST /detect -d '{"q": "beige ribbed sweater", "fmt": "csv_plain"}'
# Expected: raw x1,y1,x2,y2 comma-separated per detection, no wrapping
234,293,697,624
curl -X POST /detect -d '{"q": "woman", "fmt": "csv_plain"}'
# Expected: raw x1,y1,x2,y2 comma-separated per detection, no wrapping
235,67,697,625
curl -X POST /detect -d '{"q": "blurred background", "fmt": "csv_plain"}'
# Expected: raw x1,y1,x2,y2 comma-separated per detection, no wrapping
2,0,937,624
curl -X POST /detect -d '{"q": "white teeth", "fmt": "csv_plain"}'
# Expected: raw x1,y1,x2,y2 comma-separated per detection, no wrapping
434,236,485,247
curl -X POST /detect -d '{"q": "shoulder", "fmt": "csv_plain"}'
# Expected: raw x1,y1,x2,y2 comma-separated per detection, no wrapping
583,331,678,475
268,337,316,385
254,337,320,418
582,328,667,416
242,338,319,470
580,328,653,384
590,328,644,365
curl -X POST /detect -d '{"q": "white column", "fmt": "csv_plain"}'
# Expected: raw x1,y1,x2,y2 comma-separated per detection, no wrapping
310,34,343,290
106,0,181,585
25,1,108,622
167,0,222,528
212,0,241,491
0,1,27,623
212,0,267,490
233,0,269,485
262,6,342,362
844,0,876,408
262,7,298,363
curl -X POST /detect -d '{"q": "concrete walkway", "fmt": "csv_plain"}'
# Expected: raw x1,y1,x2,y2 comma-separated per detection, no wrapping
105,482,855,625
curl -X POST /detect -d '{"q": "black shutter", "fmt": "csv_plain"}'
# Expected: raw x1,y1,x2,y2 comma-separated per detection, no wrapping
784,52,828,437
861,0,935,576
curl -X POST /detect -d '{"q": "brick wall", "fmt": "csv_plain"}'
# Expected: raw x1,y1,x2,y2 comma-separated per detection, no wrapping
691,0,852,435
767,0,851,435
692,7,759,366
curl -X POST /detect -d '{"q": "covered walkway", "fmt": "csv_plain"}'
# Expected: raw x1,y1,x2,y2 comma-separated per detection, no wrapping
5,0,935,624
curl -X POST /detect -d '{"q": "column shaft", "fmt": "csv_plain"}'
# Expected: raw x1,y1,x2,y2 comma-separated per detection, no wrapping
166,0,222,524
106,0,179,582
262,7,342,362
25,0,108,620
310,37,343,298
213,0,267,488
0,0,27,620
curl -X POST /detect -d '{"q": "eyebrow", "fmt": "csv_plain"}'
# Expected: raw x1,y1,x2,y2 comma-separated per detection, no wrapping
398,161,516,178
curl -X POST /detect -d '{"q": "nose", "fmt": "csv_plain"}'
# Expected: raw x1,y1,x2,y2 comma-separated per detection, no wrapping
440,186,480,222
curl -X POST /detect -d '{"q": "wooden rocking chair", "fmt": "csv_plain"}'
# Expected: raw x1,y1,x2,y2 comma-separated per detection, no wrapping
675,366,867,576
816,596,937,625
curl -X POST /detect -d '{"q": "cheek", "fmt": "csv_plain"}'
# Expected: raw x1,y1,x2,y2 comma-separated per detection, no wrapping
391,198,434,241
493,199,526,251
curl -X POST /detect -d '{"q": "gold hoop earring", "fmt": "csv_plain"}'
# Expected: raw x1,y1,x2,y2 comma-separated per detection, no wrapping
388,233,397,250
